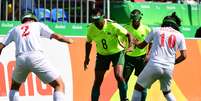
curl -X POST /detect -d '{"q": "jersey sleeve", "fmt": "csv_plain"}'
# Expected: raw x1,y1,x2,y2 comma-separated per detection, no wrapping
113,23,128,36
178,35,187,50
39,22,55,39
145,28,155,43
2,28,15,46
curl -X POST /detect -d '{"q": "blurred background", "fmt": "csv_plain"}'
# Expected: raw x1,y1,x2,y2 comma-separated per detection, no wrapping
0,0,200,37
0,1,201,101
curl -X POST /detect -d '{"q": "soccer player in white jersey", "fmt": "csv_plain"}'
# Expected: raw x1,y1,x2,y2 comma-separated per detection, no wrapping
0,13,73,101
131,12,187,101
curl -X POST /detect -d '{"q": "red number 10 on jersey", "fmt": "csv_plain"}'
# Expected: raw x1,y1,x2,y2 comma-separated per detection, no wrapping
160,33,176,48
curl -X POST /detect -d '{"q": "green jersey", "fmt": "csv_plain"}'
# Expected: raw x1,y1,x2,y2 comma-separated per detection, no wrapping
87,19,128,55
124,22,151,57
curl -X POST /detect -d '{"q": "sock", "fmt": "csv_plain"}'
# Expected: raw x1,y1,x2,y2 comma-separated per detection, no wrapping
53,91,65,101
118,81,128,100
141,89,147,101
9,90,19,101
132,90,142,101
91,87,100,101
164,92,176,101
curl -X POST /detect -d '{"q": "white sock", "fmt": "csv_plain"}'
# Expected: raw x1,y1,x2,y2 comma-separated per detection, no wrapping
9,90,19,101
53,91,65,101
164,92,176,101
131,90,142,101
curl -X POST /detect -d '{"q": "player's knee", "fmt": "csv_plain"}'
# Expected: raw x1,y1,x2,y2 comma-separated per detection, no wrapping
115,72,124,82
49,77,65,92
10,79,21,90
163,90,171,95
57,80,65,89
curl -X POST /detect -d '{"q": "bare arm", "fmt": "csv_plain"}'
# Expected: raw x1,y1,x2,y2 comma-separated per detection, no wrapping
0,43,5,55
145,43,152,63
175,50,187,65
125,32,134,52
126,32,133,47
50,33,73,44
135,40,148,49
84,41,92,70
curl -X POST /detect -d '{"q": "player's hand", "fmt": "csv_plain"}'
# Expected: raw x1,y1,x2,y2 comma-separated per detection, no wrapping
126,46,133,52
67,38,74,44
132,38,139,45
84,58,90,71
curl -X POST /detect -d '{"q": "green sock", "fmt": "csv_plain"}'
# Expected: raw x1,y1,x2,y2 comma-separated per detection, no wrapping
118,81,128,100
91,87,100,101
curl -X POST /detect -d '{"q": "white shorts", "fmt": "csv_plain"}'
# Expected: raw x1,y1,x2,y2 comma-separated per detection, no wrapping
136,62,174,91
13,51,60,84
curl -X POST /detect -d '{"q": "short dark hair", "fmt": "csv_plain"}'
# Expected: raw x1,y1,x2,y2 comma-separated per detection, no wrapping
91,8,103,16
130,9,143,21
161,12,181,31
21,12,38,23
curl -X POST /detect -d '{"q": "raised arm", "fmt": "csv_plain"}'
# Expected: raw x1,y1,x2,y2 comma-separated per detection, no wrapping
50,33,74,44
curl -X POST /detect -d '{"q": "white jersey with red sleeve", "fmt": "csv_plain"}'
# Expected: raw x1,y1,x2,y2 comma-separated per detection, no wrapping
1,22,54,56
145,27,186,68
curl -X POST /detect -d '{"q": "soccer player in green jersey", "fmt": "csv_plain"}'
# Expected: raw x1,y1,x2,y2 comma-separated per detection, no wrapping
123,9,151,101
84,8,133,101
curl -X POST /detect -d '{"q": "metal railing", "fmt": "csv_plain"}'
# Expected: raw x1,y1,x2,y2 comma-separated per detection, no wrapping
0,0,111,23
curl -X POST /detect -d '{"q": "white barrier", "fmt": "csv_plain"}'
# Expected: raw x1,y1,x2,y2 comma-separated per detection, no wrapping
0,37,73,101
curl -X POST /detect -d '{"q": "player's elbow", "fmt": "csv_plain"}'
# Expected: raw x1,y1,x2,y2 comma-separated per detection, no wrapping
51,33,63,41
0,43,5,55
137,41,148,49
182,53,187,60
181,50,187,60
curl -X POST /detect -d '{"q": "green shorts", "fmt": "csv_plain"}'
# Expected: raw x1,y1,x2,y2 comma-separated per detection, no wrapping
95,51,125,71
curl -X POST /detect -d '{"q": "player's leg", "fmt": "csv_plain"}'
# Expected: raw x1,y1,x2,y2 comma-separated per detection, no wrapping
123,55,134,101
30,52,65,101
112,51,128,101
10,56,29,101
160,68,176,101
134,55,147,101
123,55,135,84
48,77,65,101
132,63,160,101
35,69,65,101
9,80,21,101
163,91,176,101
91,70,107,101
91,53,110,101
114,65,128,101
132,83,144,101
34,67,65,101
